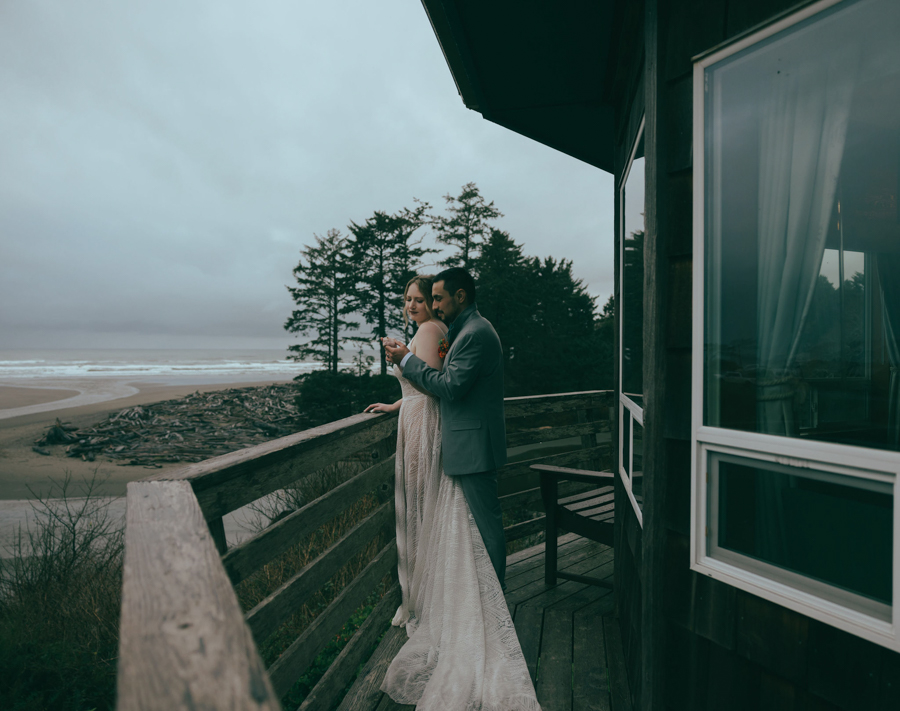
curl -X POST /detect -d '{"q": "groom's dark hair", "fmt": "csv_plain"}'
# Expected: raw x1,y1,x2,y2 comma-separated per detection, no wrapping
435,267,476,303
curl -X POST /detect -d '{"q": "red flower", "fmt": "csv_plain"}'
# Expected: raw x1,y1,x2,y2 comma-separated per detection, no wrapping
438,338,449,360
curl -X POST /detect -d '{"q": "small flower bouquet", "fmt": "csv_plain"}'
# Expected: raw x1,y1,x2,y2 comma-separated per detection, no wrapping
438,338,449,360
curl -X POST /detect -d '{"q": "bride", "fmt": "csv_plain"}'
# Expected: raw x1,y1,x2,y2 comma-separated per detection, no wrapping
365,275,540,710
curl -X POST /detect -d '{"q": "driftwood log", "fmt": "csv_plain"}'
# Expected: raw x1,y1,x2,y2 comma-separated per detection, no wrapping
35,384,301,467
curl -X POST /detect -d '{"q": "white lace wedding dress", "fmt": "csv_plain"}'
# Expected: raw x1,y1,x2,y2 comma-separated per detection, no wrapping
383,333,541,710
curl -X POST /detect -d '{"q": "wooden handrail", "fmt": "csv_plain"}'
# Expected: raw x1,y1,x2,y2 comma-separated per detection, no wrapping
503,390,613,418
117,480,279,711
145,411,398,520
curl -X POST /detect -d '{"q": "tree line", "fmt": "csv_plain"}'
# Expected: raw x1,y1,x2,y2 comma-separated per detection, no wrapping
285,182,613,404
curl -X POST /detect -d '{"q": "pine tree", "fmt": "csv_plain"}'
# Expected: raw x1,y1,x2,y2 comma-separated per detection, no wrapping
434,182,502,273
508,255,604,395
284,229,362,373
348,201,433,374
475,228,532,390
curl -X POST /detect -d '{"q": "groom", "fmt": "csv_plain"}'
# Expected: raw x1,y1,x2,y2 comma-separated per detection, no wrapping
384,267,508,588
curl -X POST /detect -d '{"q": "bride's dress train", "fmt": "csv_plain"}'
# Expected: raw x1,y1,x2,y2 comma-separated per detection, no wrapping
384,357,540,710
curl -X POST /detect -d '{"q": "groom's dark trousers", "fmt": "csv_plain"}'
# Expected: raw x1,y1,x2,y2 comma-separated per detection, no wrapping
458,470,506,589
398,304,509,589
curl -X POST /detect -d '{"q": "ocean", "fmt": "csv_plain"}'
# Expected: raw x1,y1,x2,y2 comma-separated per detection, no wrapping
0,348,316,383
0,348,346,420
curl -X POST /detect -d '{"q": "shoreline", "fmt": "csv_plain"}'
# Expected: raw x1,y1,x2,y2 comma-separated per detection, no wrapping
0,379,296,501
0,385,82,410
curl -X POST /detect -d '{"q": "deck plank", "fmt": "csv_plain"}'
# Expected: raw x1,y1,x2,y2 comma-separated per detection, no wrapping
602,617,633,711
544,559,615,613
514,605,544,684
506,541,610,595
506,534,591,579
335,535,628,711
573,606,611,711
536,608,574,711
336,626,407,711
374,694,414,711
546,581,612,614
508,547,614,608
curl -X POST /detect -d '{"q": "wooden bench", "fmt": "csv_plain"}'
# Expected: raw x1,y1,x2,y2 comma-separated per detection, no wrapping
531,464,615,588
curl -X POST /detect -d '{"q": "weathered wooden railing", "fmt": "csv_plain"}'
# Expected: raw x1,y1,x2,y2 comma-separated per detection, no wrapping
116,390,613,710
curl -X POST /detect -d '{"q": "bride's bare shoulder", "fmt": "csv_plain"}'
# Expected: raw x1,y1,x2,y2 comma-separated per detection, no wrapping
418,319,448,338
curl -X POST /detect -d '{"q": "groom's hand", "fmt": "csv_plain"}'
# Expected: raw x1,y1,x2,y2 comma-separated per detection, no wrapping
383,338,409,365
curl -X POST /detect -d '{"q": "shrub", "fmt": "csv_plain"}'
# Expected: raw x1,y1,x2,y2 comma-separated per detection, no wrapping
294,371,399,428
0,472,123,711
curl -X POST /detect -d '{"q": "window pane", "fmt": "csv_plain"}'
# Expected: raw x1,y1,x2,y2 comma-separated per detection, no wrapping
704,0,900,451
621,133,644,403
713,454,893,612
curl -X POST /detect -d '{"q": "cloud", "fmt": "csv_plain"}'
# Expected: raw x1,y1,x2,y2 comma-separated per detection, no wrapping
0,0,613,350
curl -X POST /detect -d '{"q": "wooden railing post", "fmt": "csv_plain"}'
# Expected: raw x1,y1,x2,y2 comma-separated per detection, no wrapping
208,516,227,555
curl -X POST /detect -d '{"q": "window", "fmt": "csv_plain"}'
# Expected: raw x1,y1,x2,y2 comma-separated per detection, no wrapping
619,121,645,525
693,0,900,651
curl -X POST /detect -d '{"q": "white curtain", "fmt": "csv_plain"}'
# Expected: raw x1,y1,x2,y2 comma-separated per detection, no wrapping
754,49,859,562
755,50,859,434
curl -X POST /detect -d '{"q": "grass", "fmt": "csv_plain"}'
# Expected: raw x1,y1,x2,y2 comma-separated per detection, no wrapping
0,472,123,711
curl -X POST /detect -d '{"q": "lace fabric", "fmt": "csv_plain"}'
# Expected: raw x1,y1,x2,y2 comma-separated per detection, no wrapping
390,345,442,629
384,338,541,710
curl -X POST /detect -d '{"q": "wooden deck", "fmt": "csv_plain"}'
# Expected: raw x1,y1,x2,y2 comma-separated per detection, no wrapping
339,533,631,711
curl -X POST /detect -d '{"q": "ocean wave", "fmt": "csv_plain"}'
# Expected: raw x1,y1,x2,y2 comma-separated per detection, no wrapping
0,361,326,379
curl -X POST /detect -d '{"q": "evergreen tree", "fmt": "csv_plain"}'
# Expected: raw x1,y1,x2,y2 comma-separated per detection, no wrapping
348,201,433,374
508,256,605,395
593,294,616,391
284,229,362,373
475,228,532,391
621,229,644,396
435,182,502,272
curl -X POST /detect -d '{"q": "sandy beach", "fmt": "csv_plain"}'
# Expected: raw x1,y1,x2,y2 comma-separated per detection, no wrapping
0,379,292,500
0,385,81,409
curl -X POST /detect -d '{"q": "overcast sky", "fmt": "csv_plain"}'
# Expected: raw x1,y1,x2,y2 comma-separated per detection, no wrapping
0,0,613,351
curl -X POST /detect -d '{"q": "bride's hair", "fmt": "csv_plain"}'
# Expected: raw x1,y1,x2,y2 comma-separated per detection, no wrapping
403,274,435,325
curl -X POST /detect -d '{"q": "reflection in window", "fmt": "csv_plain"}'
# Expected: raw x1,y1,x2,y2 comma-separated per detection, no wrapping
712,453,892,618
619,122,645,523
704,0,900,451
632,421,643,504
621,133,644,405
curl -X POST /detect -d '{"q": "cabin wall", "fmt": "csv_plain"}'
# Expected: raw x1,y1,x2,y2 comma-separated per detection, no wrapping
610,1,646,709
642,1,900,709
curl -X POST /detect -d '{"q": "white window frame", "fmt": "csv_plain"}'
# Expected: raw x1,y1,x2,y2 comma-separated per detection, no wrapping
619,117,645,528
691,0,900,652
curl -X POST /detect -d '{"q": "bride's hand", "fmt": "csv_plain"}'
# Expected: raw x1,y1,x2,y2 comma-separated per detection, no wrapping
381,336,404,349
364,402,398,413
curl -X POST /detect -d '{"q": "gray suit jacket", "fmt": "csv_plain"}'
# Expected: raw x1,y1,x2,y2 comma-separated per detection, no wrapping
402,305,507,476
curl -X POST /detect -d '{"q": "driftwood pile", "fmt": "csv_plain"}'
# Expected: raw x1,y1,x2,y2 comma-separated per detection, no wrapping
34,384,300,467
